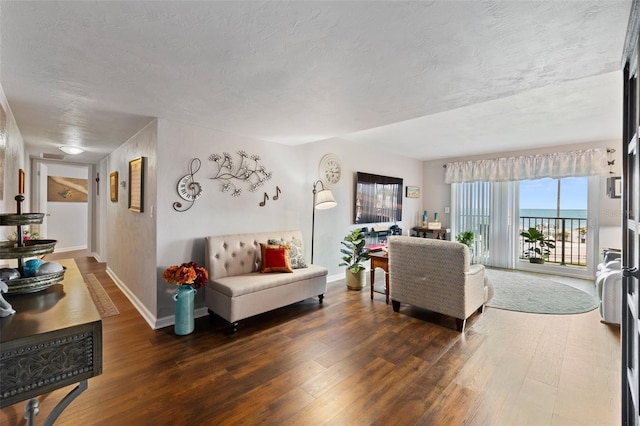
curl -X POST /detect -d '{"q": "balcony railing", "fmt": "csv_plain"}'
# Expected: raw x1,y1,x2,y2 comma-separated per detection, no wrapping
519,216,588,267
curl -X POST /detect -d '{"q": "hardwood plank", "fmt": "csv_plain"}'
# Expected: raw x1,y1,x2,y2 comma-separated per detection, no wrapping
0,256,621,425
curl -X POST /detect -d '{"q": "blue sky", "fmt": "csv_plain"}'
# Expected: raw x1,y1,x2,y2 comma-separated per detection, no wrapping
520,177,588,210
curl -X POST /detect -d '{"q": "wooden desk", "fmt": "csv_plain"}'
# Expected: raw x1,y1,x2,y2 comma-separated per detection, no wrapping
0,259,102,424
369,252,389,304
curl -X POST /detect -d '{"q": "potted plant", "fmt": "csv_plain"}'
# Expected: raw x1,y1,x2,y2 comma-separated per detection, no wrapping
578,227,587,243
455,231,474,248
339,228,371,290
520,227,556,264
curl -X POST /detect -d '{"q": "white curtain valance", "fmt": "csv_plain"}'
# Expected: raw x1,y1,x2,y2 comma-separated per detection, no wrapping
444,148,609,184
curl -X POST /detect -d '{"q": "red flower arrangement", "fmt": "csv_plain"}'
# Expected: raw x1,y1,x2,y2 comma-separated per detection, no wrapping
163,261,208,289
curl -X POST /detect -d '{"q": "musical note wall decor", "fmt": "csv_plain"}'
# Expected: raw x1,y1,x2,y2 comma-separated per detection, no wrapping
259,192,269,207
173,158,203,212
258,186,282,207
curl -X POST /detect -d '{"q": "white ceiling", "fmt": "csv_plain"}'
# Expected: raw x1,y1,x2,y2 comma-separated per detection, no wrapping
0,1,632,164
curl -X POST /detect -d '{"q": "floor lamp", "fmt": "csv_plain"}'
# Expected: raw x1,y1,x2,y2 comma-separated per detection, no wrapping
311,180,337,264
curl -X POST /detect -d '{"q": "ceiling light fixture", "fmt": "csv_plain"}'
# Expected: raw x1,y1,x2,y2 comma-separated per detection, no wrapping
58,146,84,155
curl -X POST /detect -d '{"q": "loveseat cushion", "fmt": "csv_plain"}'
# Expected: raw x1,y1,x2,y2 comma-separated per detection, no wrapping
268,237,308,269
209,264,328,297
260,243,293,273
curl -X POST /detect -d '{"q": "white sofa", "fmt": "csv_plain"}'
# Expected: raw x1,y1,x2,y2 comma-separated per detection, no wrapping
204,230,328,332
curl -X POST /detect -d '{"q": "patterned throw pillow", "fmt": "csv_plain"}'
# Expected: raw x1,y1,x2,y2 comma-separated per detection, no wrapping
260,243,293,273
268,237,308,269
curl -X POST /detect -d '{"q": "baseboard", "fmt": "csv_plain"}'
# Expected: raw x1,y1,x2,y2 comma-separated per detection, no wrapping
327,273,344,283
54,245,88,253
106,266,158,330
155,307,209,330
516,261,593,280
105,267,209,330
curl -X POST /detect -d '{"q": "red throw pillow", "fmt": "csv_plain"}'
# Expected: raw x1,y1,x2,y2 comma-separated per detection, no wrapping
260,243,293,273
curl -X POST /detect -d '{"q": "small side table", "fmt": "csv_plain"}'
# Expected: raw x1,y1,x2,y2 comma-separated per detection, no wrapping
370,252,389,304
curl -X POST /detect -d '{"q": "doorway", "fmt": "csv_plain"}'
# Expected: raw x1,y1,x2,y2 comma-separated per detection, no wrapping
31,159,92,253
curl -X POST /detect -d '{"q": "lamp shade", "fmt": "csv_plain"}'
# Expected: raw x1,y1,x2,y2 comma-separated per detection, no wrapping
59,145,84,155
315,189,337,210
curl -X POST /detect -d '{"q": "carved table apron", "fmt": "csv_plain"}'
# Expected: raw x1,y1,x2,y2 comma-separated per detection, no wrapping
0,259,102,424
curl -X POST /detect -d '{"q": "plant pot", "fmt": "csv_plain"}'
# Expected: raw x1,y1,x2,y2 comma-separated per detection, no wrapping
529,258,545,264
345,269,366,290
173,284,196,335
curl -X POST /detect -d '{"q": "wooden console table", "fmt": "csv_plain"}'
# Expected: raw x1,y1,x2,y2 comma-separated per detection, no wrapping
412,226,448,240
0,259,102,425
370,252,389,304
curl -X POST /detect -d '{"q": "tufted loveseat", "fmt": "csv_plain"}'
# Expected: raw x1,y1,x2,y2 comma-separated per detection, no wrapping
388,236,490,332
204,230,328,332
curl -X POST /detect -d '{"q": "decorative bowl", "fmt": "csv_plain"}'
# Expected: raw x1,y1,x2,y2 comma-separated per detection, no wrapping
0,239,57,259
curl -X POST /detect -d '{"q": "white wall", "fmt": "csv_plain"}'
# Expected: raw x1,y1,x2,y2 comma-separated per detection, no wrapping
45,163,89,251
153,120,423,321
106,120,158,324
0,84,27,234
301,137,423,278
95,157,109,261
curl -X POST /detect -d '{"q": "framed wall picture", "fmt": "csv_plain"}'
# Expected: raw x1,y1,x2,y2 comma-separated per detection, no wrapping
128,157,145,212
607,176,622,199
110,171,118,202
47,176,89,202
406,186,420,198
18,169,25,195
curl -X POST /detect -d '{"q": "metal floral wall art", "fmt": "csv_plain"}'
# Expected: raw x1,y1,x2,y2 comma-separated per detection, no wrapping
209,151,272,197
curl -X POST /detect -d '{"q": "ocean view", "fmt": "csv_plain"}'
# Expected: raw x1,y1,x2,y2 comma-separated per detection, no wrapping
520,209,587,219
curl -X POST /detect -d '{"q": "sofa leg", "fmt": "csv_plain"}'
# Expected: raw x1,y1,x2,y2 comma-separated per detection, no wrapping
227,322,238,334
318,294,324,304
478,304,485,314
392,300,400,312
208,309,216,323
455,318,466,333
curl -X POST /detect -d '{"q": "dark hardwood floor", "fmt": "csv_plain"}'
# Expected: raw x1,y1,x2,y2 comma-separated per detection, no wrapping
1,256,620,425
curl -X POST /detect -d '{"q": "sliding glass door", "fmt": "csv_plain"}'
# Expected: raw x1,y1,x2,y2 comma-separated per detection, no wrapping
450,181,518,268
451,176,598,276
519,177,592,274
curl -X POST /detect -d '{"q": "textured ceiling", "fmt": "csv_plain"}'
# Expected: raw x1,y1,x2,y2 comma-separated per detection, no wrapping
0,1,632,163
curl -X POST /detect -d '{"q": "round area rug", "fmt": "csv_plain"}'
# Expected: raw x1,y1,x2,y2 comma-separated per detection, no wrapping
484,268,599,315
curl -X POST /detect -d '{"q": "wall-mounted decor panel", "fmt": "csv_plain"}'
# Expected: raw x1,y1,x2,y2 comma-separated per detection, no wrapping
47,176,88,202
110,172,118,202
128,157,145,212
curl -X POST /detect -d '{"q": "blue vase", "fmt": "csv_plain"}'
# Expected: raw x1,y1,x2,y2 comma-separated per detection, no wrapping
173,284,196,335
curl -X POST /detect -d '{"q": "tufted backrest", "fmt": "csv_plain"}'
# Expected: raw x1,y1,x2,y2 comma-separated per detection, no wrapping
205,230,303,280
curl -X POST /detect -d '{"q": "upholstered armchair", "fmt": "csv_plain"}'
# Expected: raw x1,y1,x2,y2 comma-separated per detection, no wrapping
388,236,489,332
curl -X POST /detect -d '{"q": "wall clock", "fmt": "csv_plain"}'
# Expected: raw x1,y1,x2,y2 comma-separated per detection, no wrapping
319,154,342,186
173,158,203,212
177,174,203,202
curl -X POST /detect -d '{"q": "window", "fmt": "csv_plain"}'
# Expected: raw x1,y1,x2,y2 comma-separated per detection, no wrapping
519,177,588,266
452,176,592,270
